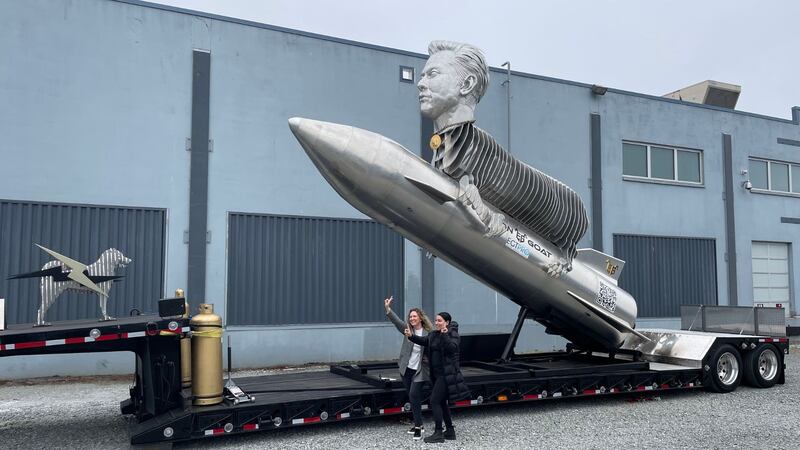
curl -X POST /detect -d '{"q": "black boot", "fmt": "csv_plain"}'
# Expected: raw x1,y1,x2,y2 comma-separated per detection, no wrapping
424,429,445,444
444,426,456,440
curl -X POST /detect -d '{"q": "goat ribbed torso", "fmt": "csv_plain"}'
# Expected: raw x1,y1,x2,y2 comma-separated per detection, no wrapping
432,122,588,261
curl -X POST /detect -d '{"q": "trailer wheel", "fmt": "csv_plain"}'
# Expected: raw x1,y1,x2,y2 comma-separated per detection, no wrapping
743,344,780,388
707,344,742,393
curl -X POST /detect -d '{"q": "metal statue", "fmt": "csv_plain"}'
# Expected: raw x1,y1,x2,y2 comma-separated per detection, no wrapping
9,245,131,326
419,41,588,276
288,40,642,351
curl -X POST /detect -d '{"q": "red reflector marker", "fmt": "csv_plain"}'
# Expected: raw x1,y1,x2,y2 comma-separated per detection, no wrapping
14,341,46,349
292,416,321,425
95,334,121,342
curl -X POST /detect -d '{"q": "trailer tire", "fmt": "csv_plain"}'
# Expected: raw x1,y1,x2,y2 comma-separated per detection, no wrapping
743,344,780,388
707,344,742,393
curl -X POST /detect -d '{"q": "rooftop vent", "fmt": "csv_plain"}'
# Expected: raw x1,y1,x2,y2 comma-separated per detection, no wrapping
663,80,741,109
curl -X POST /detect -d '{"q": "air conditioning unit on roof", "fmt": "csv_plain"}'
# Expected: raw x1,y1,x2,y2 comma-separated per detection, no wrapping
663,80,741,109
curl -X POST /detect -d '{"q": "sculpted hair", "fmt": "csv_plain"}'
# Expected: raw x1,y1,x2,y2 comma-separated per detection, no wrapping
427,40,489,106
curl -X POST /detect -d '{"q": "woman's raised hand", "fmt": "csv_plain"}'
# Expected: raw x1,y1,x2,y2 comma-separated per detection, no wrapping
403,324,412,337
384,295,393,311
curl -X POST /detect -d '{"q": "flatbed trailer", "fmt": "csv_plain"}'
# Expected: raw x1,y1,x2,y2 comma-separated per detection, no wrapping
0,306,789,447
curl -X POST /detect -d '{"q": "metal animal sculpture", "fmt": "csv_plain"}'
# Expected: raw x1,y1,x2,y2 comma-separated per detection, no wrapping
28,248,131,326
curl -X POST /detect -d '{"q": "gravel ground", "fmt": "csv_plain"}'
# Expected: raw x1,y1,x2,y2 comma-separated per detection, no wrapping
1,348,798,449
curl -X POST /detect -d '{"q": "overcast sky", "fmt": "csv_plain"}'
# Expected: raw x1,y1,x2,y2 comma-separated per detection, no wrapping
153,0,799,119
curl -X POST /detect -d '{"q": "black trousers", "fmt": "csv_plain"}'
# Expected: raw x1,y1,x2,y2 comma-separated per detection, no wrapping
401,368,425,427
429,375,453,430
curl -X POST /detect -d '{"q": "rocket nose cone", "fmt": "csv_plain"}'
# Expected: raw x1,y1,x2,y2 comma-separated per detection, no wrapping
288,117,313,148
288,117,331,160
287,117,357,165
287,117,302,133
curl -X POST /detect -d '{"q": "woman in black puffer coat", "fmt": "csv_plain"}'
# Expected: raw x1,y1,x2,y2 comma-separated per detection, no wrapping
405,311,470,443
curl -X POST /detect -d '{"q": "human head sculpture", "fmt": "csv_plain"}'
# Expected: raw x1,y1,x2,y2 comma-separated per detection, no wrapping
418,40,489,131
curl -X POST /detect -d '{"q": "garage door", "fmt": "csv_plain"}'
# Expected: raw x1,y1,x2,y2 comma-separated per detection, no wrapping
227,213,405,325
0,200,166,324
752,241,792,317
613,234,718,318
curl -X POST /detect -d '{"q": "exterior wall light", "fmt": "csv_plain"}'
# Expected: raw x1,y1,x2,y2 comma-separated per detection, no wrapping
399,66,414,83
591,84,608,95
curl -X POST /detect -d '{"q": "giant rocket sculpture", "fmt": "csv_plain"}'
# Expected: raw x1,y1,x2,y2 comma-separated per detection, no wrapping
288,41,643,351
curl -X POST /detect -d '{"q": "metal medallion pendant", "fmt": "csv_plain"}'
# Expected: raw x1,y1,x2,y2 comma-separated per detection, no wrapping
429,134,442,152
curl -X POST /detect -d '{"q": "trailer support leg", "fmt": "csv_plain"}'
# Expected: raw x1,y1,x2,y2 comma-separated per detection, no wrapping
500,306,529,363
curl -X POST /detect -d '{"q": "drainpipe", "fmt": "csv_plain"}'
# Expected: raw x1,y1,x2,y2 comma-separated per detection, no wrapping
501,61,511,152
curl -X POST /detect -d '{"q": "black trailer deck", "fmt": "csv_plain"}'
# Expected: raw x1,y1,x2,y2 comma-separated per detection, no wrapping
0,311,789,447
129,349,710,445
0,314,187,356
0,314,188,422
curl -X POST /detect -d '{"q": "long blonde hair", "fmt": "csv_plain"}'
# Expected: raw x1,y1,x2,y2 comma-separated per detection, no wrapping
408,308,433,332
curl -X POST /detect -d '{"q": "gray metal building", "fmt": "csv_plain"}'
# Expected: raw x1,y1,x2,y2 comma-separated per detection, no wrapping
1,0,798,378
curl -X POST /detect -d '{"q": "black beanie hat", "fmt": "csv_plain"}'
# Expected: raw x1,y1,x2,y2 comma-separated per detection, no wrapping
437,312,452,323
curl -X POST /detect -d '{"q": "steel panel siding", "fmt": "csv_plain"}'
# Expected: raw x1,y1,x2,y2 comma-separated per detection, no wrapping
0,200,166,324
227,213,404,325
614,234,717,318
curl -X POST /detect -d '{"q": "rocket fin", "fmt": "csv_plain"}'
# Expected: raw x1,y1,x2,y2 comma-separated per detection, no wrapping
575,249,625,285
404,175,458,204
567,290,651,342
404,175,489,233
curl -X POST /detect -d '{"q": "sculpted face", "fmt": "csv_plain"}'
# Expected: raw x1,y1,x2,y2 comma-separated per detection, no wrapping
417,51,464,119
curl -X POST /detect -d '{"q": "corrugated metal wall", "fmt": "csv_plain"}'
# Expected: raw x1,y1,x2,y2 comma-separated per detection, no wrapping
0,200,166,324
227,213,404,325
613,234,718,318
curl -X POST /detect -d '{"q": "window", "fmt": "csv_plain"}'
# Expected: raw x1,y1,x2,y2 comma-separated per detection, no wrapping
622,143,647,176
622,141,703,185
399,66,415,83
748,158,800,195
752,241,792,317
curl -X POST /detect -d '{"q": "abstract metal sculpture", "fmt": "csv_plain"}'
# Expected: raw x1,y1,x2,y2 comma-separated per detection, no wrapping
9,245,131,326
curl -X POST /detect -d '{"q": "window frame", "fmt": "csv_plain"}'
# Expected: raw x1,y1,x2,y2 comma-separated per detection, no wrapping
748,157,800,197
622,141,704,187
399,65,415,83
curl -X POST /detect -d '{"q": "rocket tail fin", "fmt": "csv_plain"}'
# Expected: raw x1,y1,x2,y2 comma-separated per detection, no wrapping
575,249,625,285
567,290,651,342
404,175,458,204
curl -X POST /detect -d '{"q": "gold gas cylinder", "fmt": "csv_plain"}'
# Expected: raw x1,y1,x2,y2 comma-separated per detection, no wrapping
191,303,223,405
175,289,192,389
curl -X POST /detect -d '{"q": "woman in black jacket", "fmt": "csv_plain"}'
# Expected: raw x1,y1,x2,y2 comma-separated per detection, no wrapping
405,311,470,443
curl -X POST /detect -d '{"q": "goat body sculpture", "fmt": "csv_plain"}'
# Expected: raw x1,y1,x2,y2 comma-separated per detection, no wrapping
9,246,131,326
